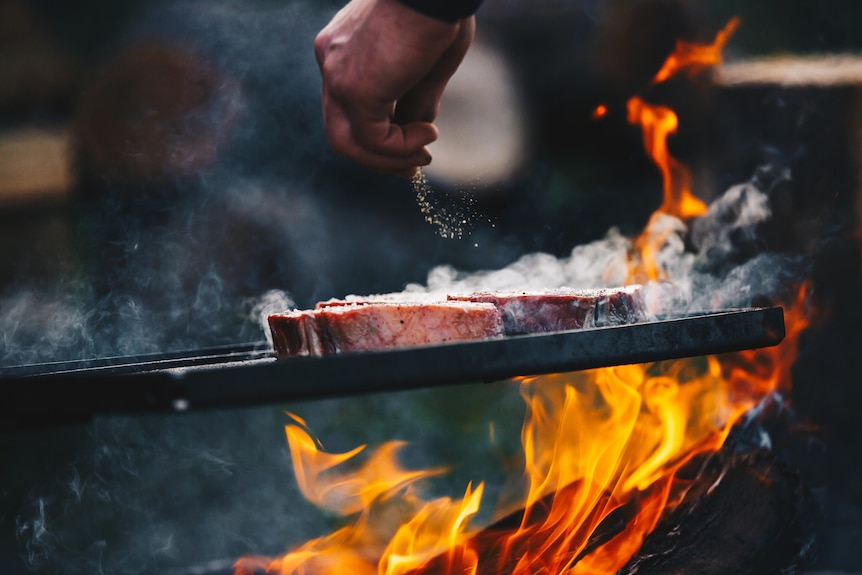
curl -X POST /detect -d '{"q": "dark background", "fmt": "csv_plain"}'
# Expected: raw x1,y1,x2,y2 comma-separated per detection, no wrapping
2,0,862,573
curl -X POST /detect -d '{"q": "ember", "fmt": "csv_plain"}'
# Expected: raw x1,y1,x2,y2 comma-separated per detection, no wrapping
234,18,813,575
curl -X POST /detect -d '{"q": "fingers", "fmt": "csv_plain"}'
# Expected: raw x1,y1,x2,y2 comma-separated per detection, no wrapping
322,88,437,175
393,82,442,126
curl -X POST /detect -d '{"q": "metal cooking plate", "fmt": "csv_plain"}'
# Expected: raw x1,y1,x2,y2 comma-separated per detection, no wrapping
1,307,784,429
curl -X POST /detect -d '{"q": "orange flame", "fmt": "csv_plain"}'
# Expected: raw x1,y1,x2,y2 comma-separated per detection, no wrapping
284,413,446,516
234,414,479,575
627,96,700,220
625,18,740,283
508,285,810,575
651,18,740,85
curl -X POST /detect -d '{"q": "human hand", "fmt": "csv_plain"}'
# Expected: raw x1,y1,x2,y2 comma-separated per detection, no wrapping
314,0,475,177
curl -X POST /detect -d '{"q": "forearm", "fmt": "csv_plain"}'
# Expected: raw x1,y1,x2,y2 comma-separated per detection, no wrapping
395,0,483,23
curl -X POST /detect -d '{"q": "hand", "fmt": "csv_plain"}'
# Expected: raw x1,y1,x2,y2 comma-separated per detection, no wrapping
314,0,475,177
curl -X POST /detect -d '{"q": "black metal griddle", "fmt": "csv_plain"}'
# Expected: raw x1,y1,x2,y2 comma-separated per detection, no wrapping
0,307,784,430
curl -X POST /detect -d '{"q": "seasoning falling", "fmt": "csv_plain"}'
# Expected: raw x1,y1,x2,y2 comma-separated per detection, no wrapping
412,168,480,240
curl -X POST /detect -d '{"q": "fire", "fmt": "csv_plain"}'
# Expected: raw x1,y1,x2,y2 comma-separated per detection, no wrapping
235,17,812,575
627,97,698,222
237,287,809,575
234,414,462,575
284,413,447,516
503,283,810,575
626,18,740,283
651,18,740,85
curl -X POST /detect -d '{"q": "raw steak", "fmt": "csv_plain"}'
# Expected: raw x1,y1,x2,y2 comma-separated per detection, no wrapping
269,285,648,358
448,285,648,334
269,301,505,358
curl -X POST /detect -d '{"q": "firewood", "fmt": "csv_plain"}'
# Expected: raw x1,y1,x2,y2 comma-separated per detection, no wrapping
618,448,817,575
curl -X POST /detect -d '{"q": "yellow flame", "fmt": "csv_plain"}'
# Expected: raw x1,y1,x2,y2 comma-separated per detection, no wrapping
285,413,446,516
381,482,484,575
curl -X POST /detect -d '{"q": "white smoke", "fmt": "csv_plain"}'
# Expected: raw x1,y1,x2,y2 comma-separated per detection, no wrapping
252,289,296,347
402,227,628,296
391,172,797,318
0,287,95,367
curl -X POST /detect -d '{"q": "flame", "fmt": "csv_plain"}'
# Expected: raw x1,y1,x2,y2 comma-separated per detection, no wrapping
625,18,740,283
234,414,480,575
235,17,814,575
381,481,483,575
627,97,700,221
284,413,446,516
651,18,740,85
504,284,810,575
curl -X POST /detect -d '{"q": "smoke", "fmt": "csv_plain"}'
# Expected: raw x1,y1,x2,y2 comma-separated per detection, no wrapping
411,228,630,295
16,498,58,572
252,289,295,347
0,288,92,367
396,170,800,316
1,4,349,567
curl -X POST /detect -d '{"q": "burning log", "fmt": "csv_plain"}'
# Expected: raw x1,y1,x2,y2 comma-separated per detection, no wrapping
619,447,816,575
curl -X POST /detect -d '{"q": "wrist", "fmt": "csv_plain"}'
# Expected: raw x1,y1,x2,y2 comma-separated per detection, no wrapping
375,0,464,46
395,0,483,23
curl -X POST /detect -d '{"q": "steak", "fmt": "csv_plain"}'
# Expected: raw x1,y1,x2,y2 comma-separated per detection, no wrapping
448,285,648,335
269,301,505,358
269,285,648,359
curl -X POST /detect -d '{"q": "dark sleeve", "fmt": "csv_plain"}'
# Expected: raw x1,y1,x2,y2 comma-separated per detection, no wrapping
396,0,484,23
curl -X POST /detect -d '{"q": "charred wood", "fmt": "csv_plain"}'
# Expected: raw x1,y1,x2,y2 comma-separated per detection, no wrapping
618,448,817,575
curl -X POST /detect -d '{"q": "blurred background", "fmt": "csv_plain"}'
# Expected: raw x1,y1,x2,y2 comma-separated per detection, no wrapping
2,0,862,573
